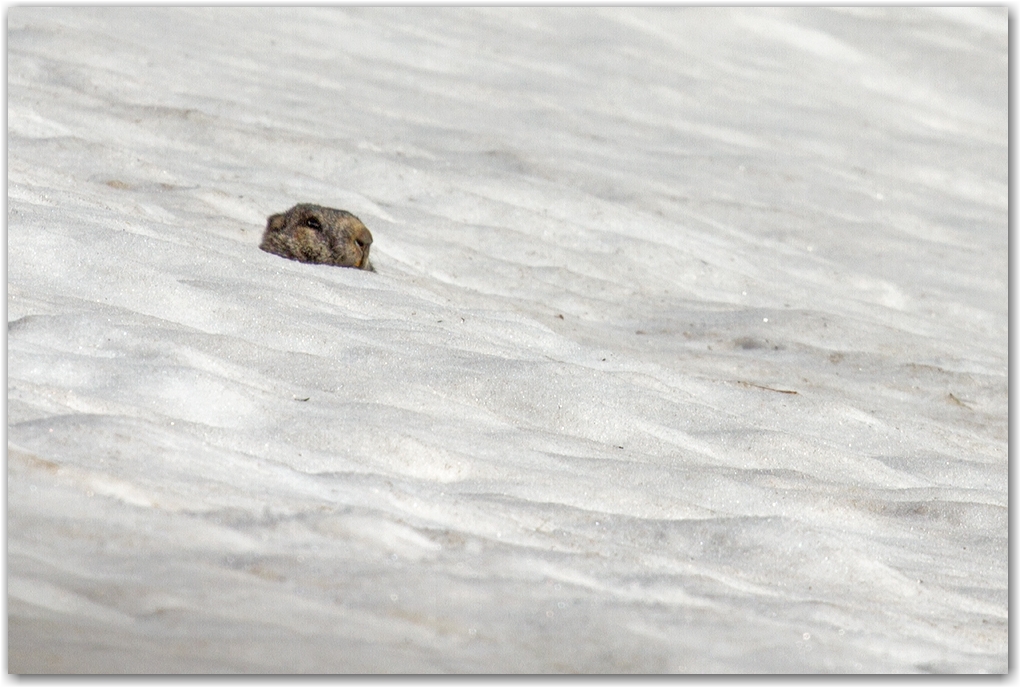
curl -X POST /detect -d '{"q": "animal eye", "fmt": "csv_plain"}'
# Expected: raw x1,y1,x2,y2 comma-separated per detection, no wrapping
306,217,322,230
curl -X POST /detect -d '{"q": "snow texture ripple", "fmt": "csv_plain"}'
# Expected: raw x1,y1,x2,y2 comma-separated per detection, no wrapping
7,7,1007,673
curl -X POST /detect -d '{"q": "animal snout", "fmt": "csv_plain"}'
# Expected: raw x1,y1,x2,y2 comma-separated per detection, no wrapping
353,226,373,269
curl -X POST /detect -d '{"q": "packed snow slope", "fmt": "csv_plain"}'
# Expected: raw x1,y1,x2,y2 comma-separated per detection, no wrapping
7,7,1007,673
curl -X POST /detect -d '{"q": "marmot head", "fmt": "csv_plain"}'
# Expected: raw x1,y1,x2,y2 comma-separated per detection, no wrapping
260,203,374,271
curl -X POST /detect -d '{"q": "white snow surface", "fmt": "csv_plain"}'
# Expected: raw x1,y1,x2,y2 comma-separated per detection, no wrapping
7,7,1007,673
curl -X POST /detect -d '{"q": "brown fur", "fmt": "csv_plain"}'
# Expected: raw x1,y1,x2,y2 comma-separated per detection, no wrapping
260,203,374,271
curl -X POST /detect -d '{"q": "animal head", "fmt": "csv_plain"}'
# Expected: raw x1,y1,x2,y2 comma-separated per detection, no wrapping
260,203,374,271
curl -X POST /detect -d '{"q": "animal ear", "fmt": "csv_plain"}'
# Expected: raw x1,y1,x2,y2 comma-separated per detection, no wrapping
266,213,286,233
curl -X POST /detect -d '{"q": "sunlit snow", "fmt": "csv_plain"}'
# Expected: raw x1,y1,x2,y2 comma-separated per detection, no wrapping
7,7,1007,673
